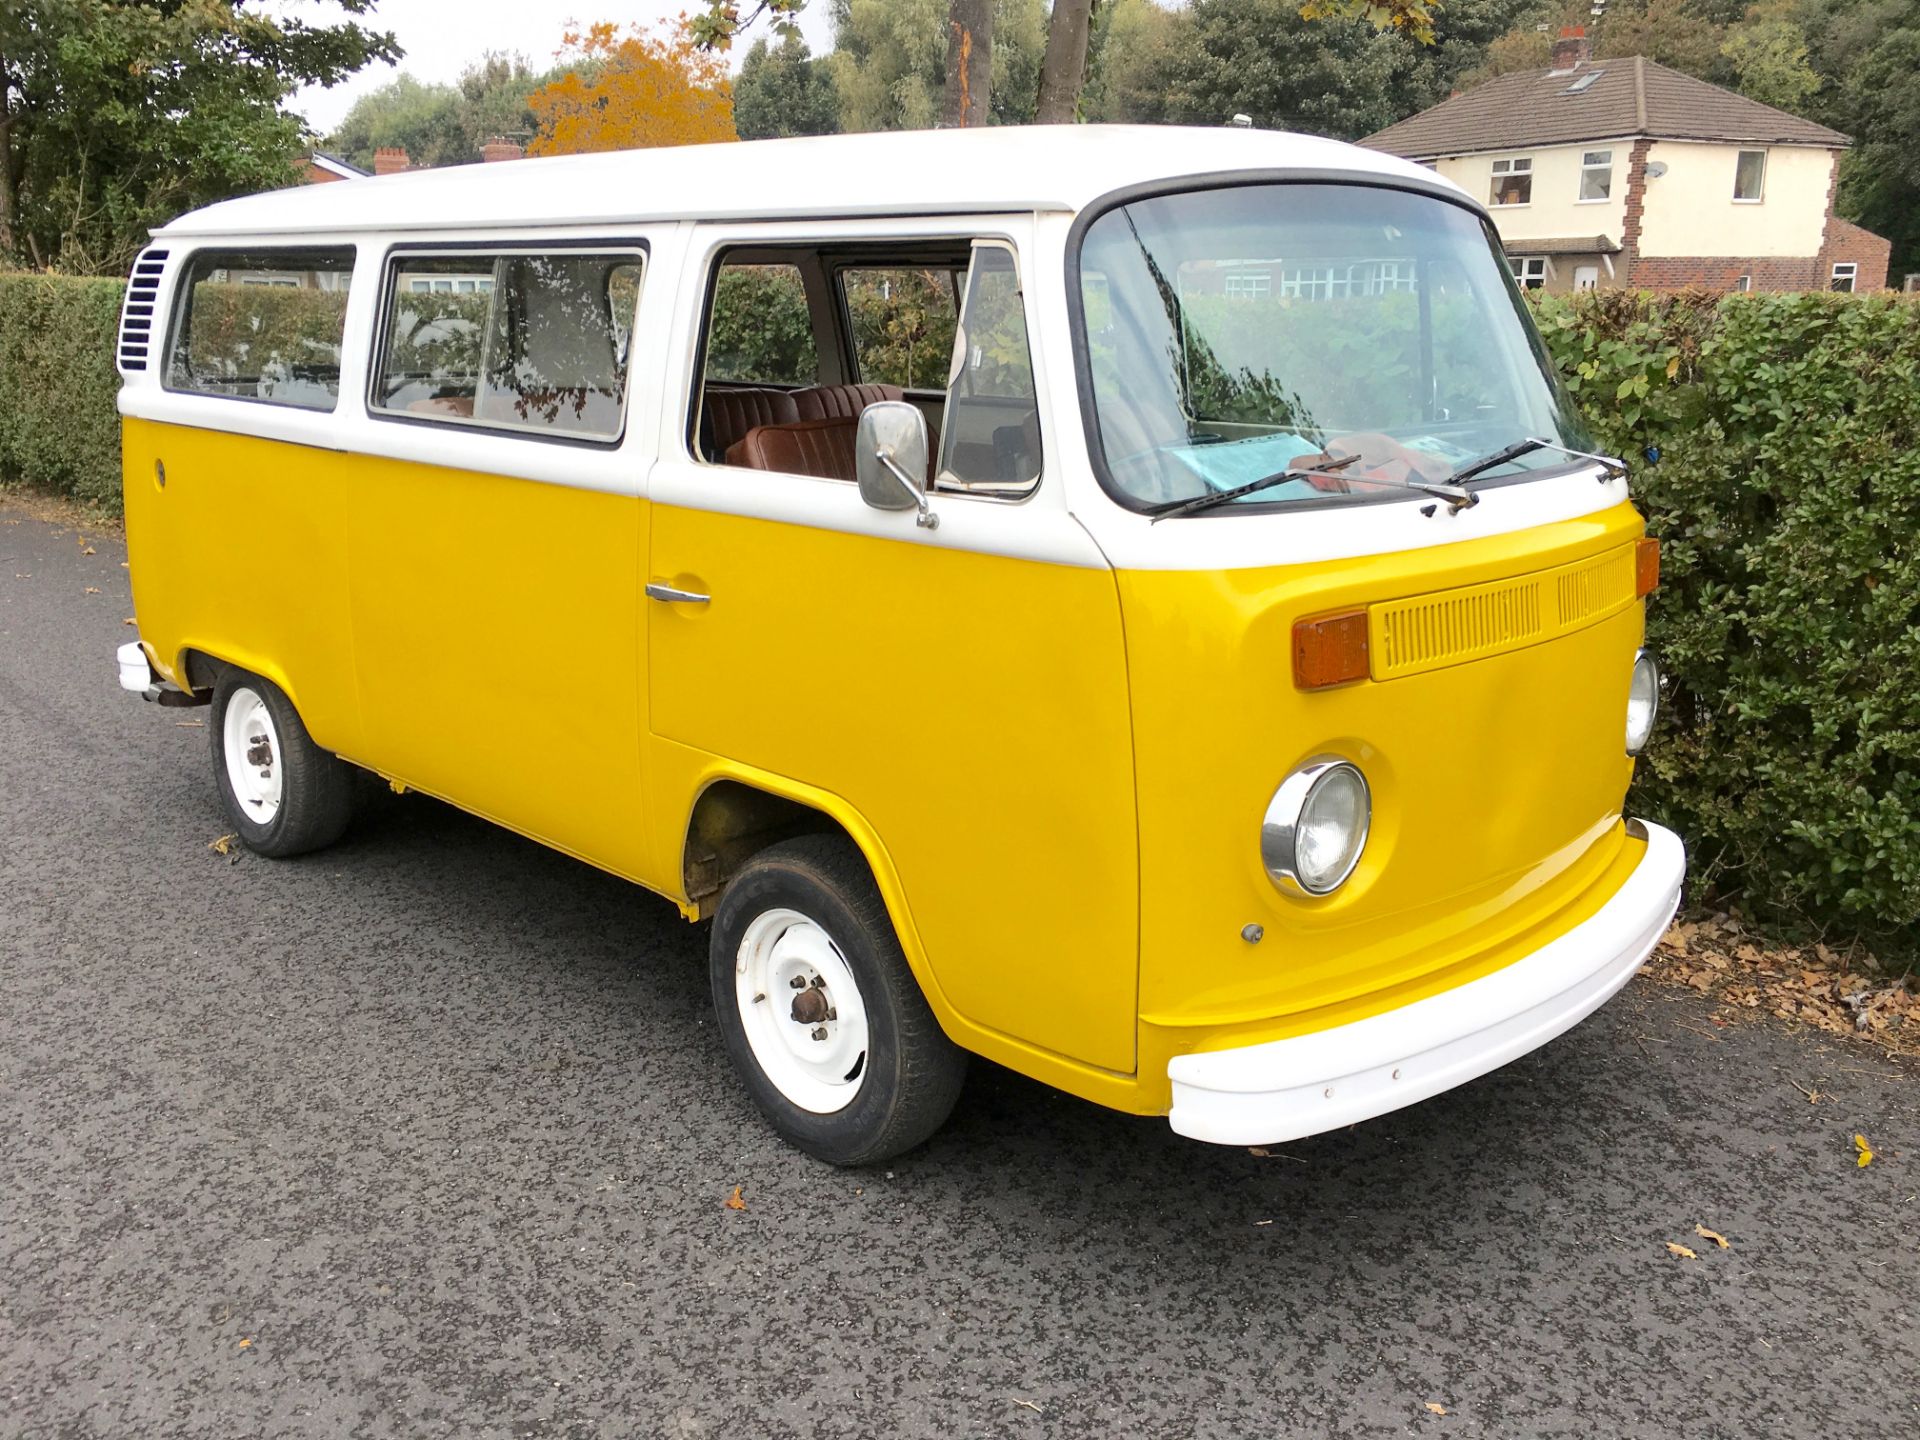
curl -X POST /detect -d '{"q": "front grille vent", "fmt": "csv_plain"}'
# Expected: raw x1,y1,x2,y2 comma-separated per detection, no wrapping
1367,542,1640,681
118,248,169,372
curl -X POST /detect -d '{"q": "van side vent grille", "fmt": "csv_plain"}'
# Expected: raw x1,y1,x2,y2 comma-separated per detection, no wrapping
1367,542,1640,681
118,248,169,372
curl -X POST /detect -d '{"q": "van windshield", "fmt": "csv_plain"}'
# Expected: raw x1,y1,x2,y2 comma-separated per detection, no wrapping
1075,182,1592,514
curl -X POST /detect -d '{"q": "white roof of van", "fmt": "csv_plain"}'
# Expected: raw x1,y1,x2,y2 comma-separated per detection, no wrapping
156,125,1462,238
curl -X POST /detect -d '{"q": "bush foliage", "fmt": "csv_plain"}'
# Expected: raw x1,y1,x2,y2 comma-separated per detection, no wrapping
4,272,1915,946
0,273,125,509
1533,290,1920,949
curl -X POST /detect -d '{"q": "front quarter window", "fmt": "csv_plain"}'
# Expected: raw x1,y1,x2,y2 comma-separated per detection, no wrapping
1074,182,1590,514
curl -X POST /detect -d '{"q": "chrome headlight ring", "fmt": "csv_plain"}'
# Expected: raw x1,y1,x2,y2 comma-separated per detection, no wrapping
1626,649,1661,755
1261,758,1371,897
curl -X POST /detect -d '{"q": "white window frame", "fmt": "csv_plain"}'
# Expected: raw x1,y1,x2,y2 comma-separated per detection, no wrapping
1223,270,1271,299
1489,156,1533,208
1510,255,1548,289
1831,262,1857,293
1577,150,1613,203
1734,149,1767,203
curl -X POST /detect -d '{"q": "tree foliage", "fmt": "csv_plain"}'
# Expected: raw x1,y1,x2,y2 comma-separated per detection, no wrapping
733,34,841,139
526,23,737,157
826,0,1045,131
0,0,399,274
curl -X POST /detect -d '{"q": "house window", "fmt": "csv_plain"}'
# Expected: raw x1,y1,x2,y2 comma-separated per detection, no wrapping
1510,256,1547,290
1733,275,1752,292
1223,270,1272,299
1490,156,1532,206
1734,150,1766,202
1578,150,1613,202
1831,262,1857,293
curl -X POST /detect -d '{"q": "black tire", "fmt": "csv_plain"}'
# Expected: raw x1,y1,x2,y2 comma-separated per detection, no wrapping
710,833,967,1166
208,668,355,858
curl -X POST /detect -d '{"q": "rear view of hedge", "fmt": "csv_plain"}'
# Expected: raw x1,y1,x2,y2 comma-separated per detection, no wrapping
1534,291,1920,952
0,273,125,510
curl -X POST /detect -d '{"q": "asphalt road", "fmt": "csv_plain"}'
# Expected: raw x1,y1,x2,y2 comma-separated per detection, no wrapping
3,498,1916,1440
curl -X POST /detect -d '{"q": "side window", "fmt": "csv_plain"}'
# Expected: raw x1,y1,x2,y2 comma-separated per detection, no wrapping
936,243,1041,496
165,247,354,410
373,249,643,441
704,263,816,385
840,267,958,391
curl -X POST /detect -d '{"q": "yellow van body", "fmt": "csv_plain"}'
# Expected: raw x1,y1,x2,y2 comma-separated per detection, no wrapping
114,127,1684,1149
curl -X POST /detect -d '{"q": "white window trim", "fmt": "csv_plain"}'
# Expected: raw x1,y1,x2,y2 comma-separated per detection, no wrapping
1489,155,1534,209
1733,149,1767,204
1831,262,1858,293
1576,150,1613,205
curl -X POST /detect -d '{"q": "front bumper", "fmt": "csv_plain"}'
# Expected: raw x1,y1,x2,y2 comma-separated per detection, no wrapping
117,639,156,695
1167,820,1685,1146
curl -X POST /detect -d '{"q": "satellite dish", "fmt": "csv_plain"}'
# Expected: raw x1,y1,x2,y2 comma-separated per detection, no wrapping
1646,161,1668,179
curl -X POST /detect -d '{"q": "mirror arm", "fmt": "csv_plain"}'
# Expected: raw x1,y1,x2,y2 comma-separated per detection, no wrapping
878,447,940,531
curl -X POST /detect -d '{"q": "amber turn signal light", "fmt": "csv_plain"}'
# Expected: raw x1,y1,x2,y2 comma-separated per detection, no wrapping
1293,609,1370,689
1635,537,1661,598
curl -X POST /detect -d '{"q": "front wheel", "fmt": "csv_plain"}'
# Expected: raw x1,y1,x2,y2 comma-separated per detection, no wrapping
710,834,967,1165
208,669,356,858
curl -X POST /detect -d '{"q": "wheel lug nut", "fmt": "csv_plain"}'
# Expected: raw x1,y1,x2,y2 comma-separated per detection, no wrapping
811,1026,828,1041
789,975,807,989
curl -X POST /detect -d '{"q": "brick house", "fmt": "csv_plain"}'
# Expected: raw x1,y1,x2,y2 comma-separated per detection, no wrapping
301,151,369,184
1362,27,1892,293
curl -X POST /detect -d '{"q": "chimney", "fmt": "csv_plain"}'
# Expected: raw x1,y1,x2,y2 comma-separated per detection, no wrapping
372,146,410,176
1551,25,1590,72
480,136,524,164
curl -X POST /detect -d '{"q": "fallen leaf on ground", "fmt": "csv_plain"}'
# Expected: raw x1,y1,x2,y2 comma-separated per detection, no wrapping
81,544,96,555
236,1337,253,1350
1665,1242,1698,1260
1855,1134,1874,1168
209,834,236,856
724,1185,747,1211
84,586,100,594
1012,1399,1043,1414
1248,1146,1271,1156
1425,1402,1449,1415
1694,1224,1730,1249
123,616,136,626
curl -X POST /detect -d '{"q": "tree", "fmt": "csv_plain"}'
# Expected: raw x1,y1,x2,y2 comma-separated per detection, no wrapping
0,0,398,273
1591,0,1732,78
1034,0,1097,123
1719,7,1819,111
329,74,466,170
526,23,737,156
942,0,995,127
1801,0,1920,278
733,33,841,138
827,0,1046,132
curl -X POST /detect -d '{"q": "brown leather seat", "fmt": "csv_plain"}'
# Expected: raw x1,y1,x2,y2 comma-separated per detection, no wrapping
726,417,859,480
794,382,904,422
703,387,803,458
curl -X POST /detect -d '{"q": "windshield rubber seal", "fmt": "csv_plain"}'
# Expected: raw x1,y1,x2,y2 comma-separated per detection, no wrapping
1063,168,1550,520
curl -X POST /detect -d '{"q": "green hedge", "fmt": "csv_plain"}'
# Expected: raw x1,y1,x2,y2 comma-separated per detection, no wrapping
0,273,125,510
3,272,1915,950
1533,290,1920,952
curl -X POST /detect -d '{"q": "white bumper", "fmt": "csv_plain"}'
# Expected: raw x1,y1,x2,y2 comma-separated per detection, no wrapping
117,639,155,694
1167,821,1685,1146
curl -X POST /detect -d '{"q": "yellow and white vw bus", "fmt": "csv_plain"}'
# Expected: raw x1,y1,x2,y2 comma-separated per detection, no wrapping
113,126,1683,1163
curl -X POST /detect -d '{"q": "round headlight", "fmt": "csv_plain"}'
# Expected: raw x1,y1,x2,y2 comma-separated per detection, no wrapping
1262,760,1371,896
1626,649,1661,755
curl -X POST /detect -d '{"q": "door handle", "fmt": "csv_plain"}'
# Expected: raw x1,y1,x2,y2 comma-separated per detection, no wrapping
646,582,710,606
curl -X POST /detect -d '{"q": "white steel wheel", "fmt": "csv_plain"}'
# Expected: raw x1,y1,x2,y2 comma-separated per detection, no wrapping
221,685,284,826
734,907,871,1114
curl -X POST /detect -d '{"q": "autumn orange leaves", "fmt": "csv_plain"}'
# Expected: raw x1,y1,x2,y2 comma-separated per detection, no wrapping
526,22,739,157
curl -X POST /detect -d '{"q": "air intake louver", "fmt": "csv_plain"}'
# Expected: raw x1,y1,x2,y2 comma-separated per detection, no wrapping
118,248,169,372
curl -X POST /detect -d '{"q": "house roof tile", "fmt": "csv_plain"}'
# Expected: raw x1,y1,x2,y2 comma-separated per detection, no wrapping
1362,56,1848,158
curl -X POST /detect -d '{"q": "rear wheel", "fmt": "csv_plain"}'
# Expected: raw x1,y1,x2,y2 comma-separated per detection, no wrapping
710,834,967,1165
208,669,355,858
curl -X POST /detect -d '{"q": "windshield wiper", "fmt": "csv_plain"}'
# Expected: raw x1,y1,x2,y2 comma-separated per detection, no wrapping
1447,437,1629,486
1147,454,1361,522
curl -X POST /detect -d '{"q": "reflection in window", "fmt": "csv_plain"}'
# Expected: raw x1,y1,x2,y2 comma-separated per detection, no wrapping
1579,150,1612,201
165,247,355,410
705,263,816,385
375,251,642,439
936,244,1041,495
841,267,958,390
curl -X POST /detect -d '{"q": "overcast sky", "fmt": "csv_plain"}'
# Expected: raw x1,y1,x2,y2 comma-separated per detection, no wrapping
278,0,840,136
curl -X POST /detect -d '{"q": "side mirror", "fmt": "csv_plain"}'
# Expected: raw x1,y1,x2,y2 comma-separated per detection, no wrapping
855,401,939,530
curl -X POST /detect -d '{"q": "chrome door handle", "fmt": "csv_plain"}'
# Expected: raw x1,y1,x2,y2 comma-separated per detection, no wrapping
646,582,710,605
